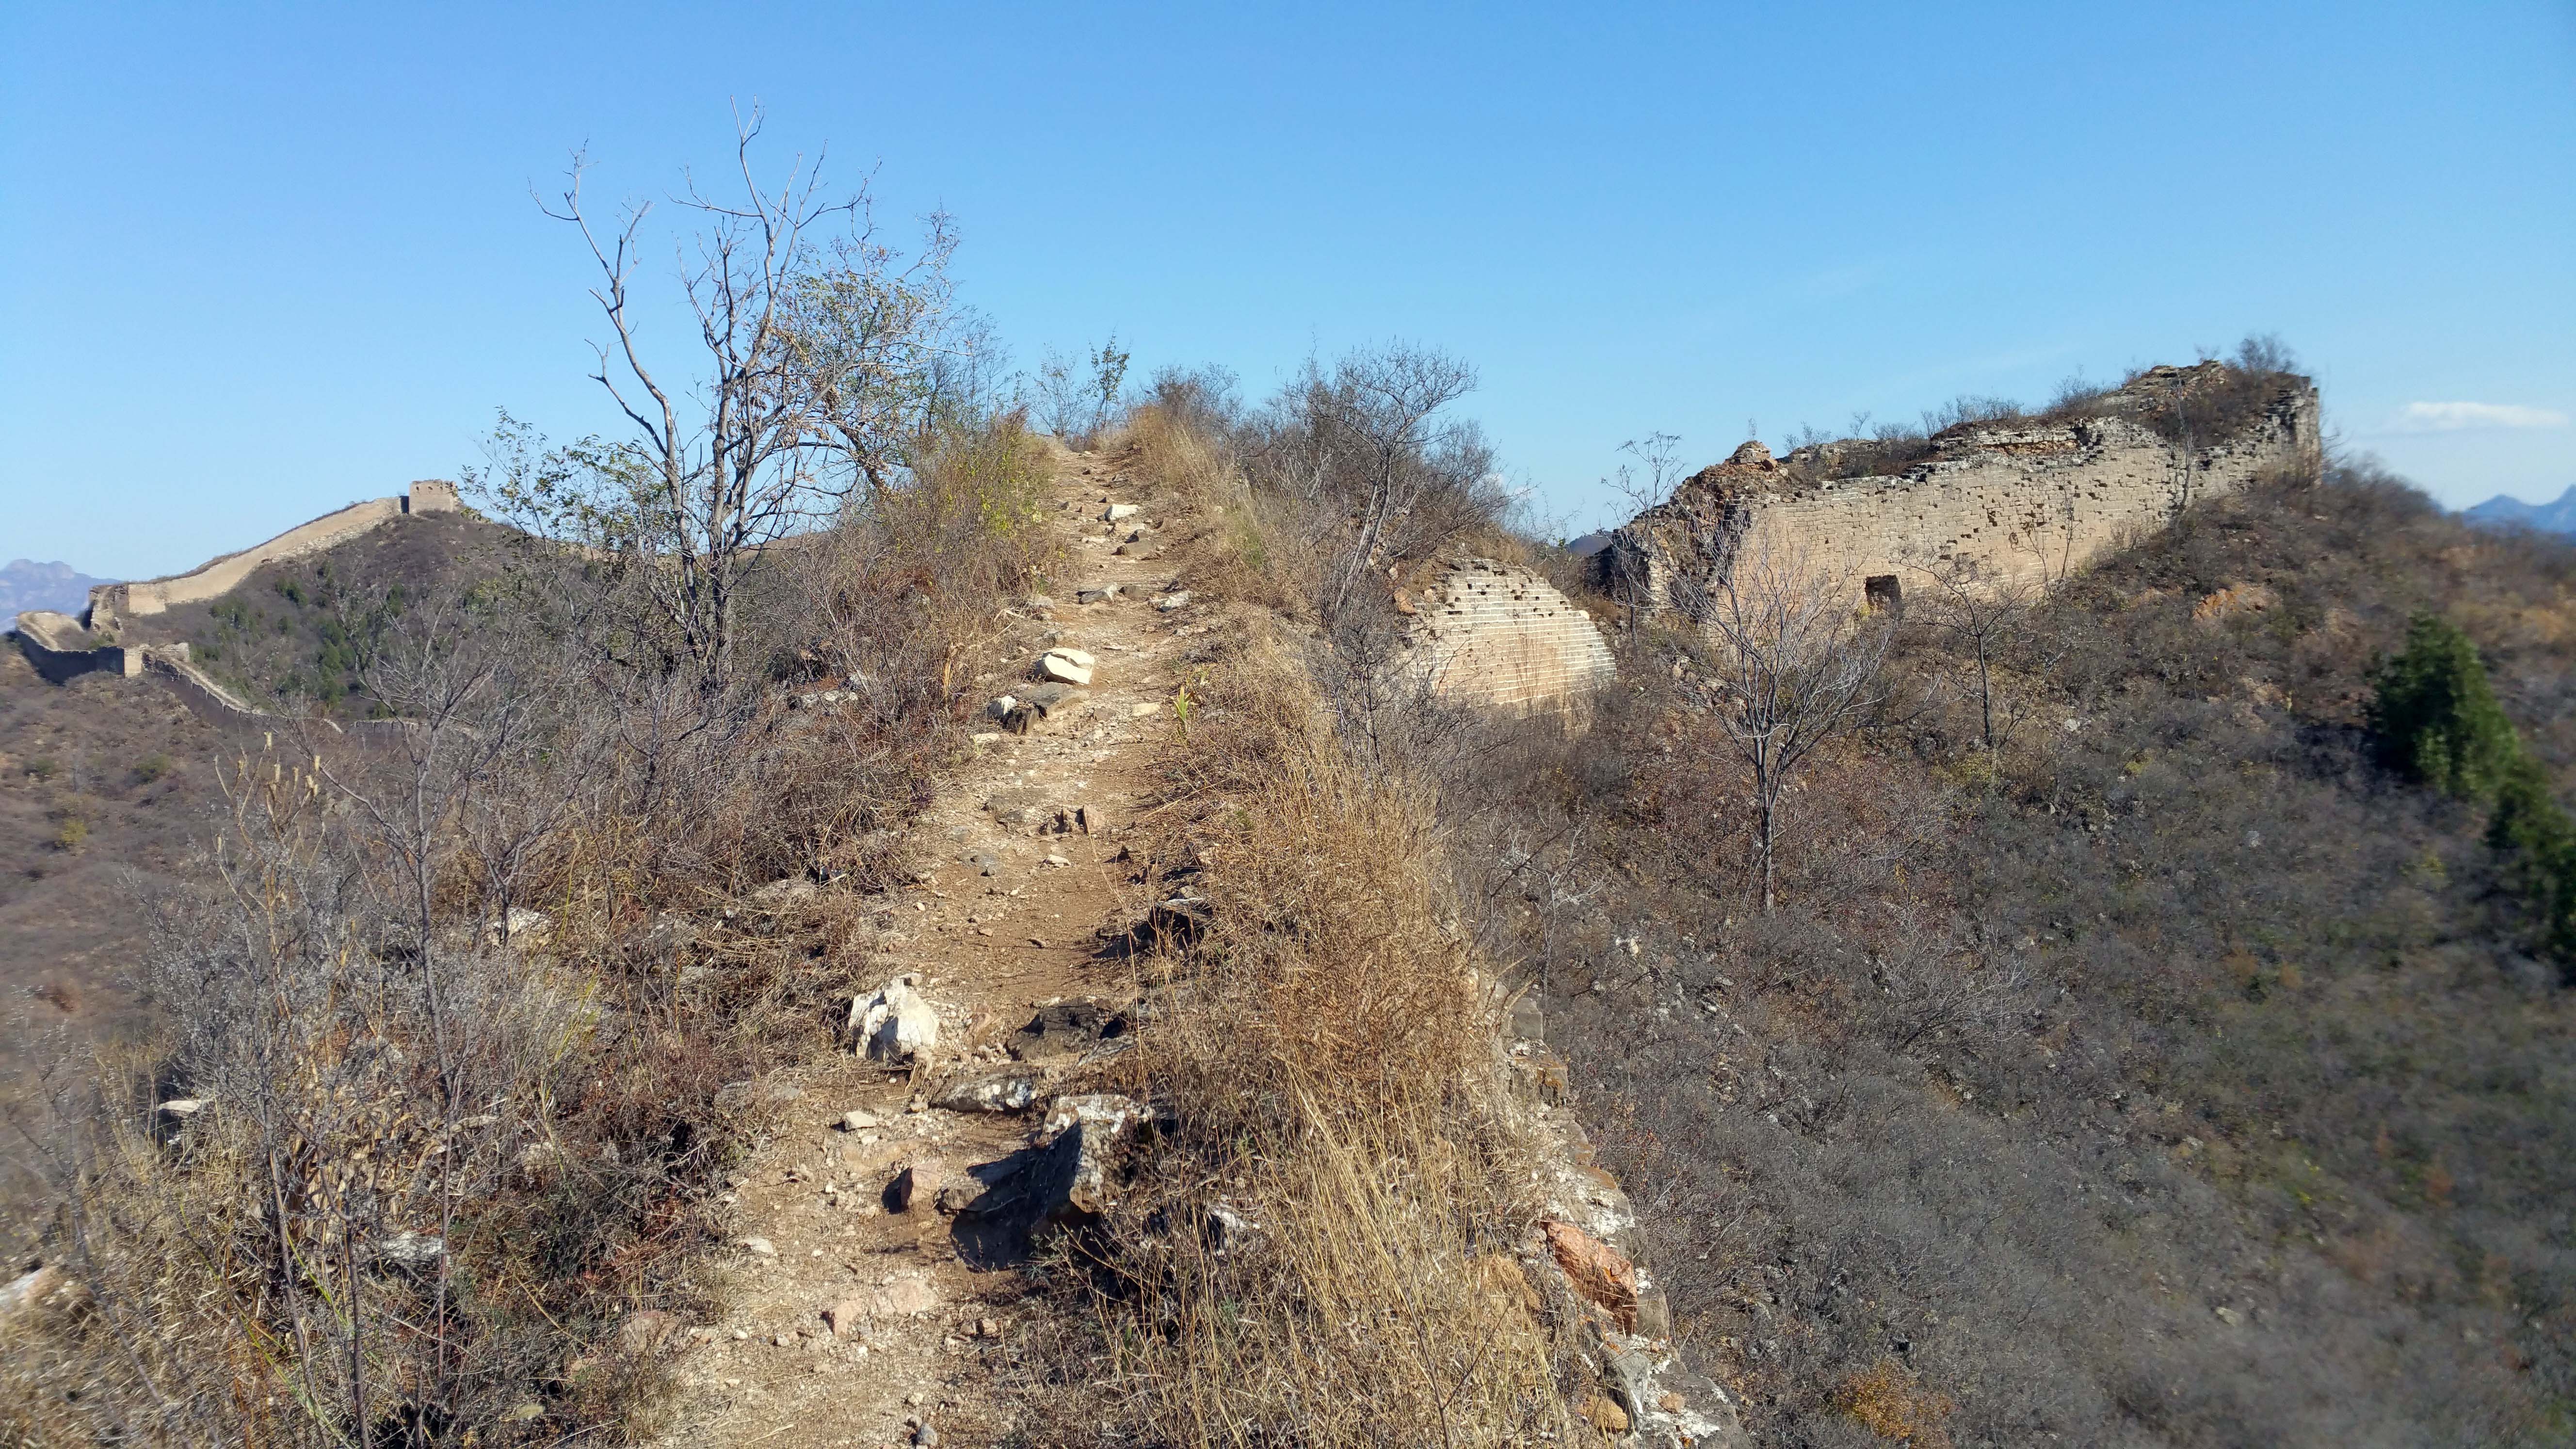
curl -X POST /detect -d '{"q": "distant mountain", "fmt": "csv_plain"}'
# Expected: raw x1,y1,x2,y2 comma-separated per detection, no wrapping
0,559,110,617
2463,485,2576,537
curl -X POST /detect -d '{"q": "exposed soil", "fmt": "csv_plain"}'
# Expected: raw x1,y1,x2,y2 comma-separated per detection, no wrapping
647,445,1205,1448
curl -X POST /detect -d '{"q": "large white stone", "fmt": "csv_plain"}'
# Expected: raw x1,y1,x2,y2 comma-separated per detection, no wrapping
1037,652,1093,686
851,975,940,1062
1102,503,1141,522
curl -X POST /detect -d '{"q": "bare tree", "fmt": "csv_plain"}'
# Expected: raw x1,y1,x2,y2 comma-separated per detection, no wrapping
1033,335,1132,445
508,108,965,690
1599,431,1684,632
1243,345,1492,619
1910,558,2054,759
1682,537,1893,911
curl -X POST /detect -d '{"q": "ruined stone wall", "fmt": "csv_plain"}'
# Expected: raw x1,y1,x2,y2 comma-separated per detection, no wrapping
86,480,460,628
1408,559,1618,715
10,611,142,683
1604,367,2322,615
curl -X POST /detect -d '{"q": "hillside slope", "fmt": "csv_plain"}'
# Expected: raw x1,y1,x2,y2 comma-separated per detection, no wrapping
117,509,521,716
0,646,233,1083
1466,463,2576,1446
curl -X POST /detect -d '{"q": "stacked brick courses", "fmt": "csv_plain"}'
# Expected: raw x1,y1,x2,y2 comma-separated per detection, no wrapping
1410,559,1617,716
1601,365,2322,616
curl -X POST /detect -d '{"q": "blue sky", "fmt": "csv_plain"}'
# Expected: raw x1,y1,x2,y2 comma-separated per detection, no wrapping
4,1,2571,579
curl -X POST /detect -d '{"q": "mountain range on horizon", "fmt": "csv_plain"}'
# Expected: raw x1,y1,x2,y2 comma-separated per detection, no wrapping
2463,484,2576,537
0,559,111,618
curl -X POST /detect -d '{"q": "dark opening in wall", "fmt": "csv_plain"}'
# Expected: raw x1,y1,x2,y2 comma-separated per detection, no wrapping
1864,575,1902,613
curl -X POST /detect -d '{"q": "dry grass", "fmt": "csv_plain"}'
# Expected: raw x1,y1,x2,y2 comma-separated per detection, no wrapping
1105,404,1312,618
1024,409,1605,1447
0,415,1058,1444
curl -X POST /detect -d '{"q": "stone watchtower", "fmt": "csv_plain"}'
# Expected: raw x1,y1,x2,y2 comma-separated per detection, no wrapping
404,480,461,515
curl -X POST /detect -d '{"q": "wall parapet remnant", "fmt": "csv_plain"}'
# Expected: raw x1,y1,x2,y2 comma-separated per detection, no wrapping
11,479,459,742
84,479,460,631
1407,558,1618,717
1596,362,2322,618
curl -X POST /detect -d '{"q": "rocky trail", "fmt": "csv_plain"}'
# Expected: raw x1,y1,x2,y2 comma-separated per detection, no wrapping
649,444,1200,1449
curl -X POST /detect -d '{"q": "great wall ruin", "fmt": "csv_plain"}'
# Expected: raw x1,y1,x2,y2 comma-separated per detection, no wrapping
1387,362,2318,718
12,364,2319,731
11,480,460,735
1597,363,2322,619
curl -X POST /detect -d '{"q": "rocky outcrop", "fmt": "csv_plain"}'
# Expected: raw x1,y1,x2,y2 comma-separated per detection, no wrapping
1598,364,2322,618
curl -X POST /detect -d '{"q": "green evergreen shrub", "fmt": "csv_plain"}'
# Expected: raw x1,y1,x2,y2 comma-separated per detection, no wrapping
2491,753,2576,969
2367,612,2520,799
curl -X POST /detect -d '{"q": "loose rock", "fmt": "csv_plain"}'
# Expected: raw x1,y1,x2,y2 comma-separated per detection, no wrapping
1025,1094,1149,1236
932,1071,1044,1113
851,976,940,1062
885,1165,928,1213
1544,1220,1639,1331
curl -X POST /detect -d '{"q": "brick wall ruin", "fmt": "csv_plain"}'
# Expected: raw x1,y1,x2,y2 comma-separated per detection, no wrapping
1407,559,1618,715
84,480,461,630
1598,364,2322,617
11,480,464,741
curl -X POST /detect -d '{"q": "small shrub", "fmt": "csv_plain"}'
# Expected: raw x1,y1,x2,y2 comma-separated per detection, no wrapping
50,813,87,853
2368,612,2520,800
130,753,172,786
2491,754,2576,966
1838,1358,1957,1446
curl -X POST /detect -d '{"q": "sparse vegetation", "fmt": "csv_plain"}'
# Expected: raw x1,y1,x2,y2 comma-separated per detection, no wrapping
0,133,1050,1443
16,297,2572,1446
1013,382,1611,1446
1452,456,2576,1445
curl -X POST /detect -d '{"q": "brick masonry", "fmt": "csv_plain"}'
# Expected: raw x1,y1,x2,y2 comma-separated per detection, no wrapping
1600,365,2323,617
1409,559,1619,716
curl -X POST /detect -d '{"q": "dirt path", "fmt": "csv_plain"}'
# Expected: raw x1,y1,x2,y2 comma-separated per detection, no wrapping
649,444,1200,1449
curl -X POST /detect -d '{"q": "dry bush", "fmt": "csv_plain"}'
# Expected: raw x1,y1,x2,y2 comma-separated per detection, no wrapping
1094,1100,1595,1449
1146,679,1494,1128
0,417,1050,1444
1026,415,1601,1445
1466,461,2576,1446
1,748,672,1445
1103,397,1314,618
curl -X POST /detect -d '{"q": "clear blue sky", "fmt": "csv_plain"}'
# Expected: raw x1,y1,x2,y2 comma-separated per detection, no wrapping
5,1,2571,579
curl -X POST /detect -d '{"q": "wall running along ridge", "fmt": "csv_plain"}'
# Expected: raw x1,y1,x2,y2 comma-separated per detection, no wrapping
83,480,458,631
1599,364,2323,618
10,481,457,741
1407,559,1618,716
